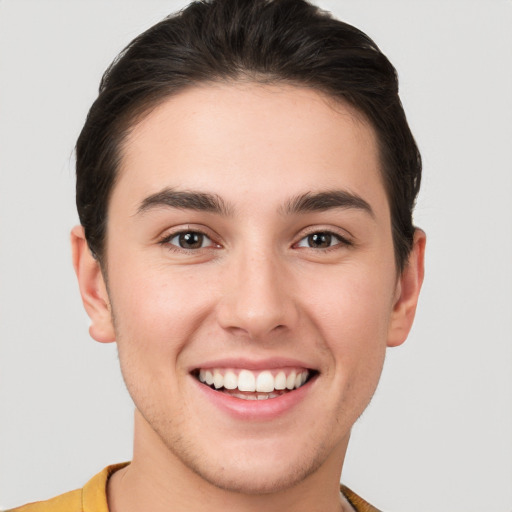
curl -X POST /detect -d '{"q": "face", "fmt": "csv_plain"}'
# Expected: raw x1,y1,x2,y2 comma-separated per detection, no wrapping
77,83,422,494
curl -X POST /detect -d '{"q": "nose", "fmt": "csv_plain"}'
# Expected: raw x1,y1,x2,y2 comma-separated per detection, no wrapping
216,249,298,340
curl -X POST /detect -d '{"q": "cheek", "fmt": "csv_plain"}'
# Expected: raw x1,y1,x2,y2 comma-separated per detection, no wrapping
307,264,395,339
107,258,219,364
302,263,395,383
106,262,220,415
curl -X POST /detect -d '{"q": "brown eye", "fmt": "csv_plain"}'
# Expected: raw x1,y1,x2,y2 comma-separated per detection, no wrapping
307,232,333,248
296,231,349,250
168,231,211,249
179,232,203,248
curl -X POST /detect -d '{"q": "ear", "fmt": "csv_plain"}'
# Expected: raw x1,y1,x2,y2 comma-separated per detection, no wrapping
71,225,116,343
387,229,426,347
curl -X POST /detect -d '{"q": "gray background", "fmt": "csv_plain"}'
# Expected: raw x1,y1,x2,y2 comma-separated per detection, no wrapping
1,1,511,510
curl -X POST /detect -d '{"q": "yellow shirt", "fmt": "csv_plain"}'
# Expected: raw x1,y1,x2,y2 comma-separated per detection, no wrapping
6,463,127,512
7,464,381,512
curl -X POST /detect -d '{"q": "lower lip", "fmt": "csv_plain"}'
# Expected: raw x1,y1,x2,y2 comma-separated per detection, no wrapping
193,374,317,421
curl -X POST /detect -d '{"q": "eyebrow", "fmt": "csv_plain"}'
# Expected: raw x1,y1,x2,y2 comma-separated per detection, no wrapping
137,188,233,216
283,190,374,217
137,187,373,218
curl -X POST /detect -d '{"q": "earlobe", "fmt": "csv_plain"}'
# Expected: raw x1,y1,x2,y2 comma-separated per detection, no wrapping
71,225,116,343
387,229,426,347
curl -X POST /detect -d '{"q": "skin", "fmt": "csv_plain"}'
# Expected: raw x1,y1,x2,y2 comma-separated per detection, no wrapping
72,83,425,512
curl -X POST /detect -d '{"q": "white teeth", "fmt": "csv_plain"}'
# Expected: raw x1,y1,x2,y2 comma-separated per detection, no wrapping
213,370,224,389
197,368,311,395
274,371,286,390
223,370,237,390
238,370,256,392
256,371,274,392
286,371,296,390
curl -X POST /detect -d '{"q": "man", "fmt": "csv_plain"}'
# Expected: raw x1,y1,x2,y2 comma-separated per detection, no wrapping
9,0,425,511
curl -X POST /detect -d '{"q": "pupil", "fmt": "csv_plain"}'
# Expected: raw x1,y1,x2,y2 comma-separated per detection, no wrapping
309,233,331,248
179,232,203,249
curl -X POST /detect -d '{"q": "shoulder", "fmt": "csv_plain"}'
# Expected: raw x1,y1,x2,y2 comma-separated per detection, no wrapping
5,463,129,512
5,489,82,512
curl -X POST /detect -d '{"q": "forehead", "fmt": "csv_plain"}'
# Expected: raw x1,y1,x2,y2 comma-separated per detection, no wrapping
113,82,387,215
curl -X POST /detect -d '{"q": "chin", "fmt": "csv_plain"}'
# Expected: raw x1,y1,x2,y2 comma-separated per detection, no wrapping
158,427,335,496
187,452,324,495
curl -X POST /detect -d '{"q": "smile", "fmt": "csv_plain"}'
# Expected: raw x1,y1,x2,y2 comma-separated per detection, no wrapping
195,368,314,400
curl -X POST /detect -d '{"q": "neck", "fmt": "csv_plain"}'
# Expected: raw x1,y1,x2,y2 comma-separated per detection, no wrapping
108,410,353,512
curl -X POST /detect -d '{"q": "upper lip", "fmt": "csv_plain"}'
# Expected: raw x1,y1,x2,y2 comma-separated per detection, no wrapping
189,357,316,372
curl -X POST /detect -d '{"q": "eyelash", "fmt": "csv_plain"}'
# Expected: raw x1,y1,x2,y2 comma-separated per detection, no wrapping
294,230,352,251
158,229,219,252
158,227,352,254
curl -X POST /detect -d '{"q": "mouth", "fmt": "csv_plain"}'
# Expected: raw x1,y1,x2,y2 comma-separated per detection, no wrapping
192,367,317,401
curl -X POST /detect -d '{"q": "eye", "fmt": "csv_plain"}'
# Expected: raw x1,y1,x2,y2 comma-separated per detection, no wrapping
296,231,349,249
165,231,215,250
